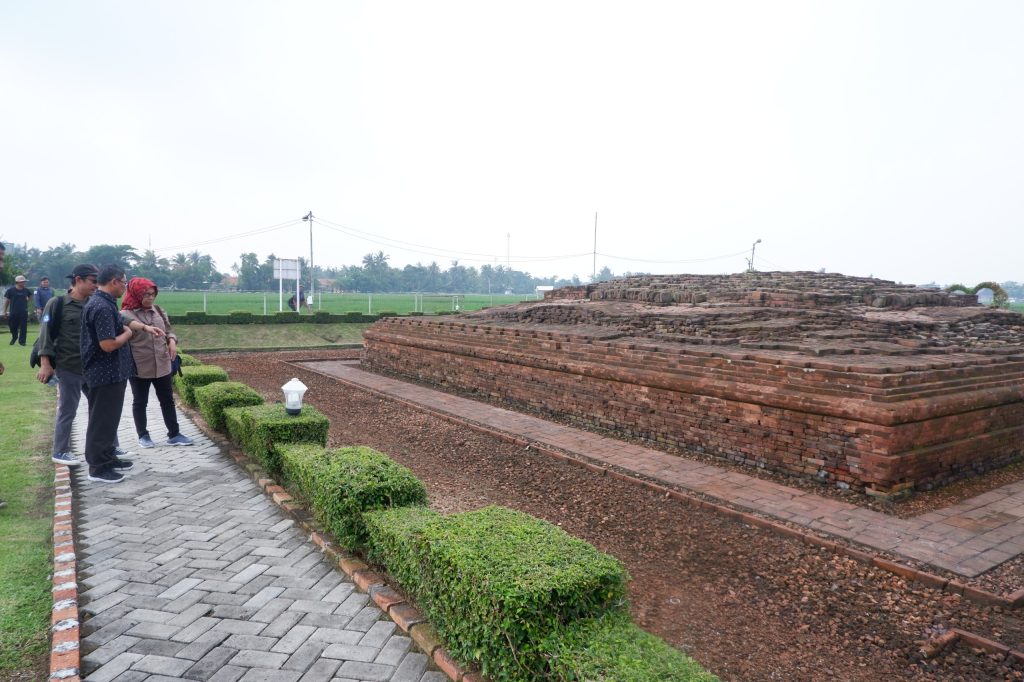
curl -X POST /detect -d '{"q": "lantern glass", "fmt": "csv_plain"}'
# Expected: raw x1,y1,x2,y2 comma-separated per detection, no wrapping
281,378,308,415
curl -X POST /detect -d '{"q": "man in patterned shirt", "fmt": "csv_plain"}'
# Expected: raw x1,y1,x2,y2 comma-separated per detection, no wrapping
80,265,162,483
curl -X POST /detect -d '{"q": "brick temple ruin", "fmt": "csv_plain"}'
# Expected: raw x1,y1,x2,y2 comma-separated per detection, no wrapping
362,272,1024,496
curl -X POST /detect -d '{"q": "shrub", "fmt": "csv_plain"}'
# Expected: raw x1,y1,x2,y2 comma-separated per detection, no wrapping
278,445,427,549
272,311,301,324
227,310,254,324
224,403,329,475
551,612,718,682
177,352,201,367
312,310,332,324
184,311,208,324
173,365,230,407
194,381,265,431
378,311,398,317
364,505,440,594
413,506,629,681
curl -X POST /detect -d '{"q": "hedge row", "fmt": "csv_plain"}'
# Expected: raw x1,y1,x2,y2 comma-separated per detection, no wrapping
168,310,440,325
224,404,329,475
194,381,265,430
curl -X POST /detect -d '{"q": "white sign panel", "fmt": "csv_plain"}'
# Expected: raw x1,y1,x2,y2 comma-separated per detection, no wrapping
274,258,300,279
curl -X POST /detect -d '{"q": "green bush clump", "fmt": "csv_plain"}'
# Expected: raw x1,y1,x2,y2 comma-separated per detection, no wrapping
227,310,254,324
551,612,718,681
364,505,440,594
177,351,201,366
412,506,630,681
312,310,332,324
378,311,398,317
273,311,301,323
173,365,230,406
278,445,427,549
194,381,265,431
184,311,208,324
224,403,329,475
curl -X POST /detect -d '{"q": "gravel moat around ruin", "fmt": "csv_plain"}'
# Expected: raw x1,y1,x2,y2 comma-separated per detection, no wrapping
205,349,1024,681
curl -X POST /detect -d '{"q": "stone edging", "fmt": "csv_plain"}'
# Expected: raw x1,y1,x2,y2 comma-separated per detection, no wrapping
50,464,81,681
296,361,1024,613
919,628,1024,665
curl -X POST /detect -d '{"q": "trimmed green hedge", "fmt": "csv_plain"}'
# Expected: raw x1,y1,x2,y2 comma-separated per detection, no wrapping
177,352,201,367
279,445,427,549
227,310,254,324
364,505,440,594
224,403,329,475
169,311,383,325
194,381,265,431
173,365,230,407
552,613,718,681
401,506,629,681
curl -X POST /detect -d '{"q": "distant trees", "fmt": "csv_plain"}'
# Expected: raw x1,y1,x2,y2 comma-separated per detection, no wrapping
5,240,612,294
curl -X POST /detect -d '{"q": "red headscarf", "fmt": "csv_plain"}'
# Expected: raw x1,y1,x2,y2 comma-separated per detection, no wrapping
121,277,158,310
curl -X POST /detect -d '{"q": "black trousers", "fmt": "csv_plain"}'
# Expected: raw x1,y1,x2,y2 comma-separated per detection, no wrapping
7,311,27,344
129,373,180,439
84,381,127,475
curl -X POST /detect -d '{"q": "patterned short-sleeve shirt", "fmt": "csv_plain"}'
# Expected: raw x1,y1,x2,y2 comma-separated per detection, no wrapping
81,290,135,387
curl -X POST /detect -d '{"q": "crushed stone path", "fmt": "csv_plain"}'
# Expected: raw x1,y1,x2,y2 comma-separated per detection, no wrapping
301,360,1024,579
73,388,447,682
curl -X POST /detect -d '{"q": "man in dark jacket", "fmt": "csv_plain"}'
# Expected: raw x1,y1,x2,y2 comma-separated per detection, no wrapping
3,274,32,345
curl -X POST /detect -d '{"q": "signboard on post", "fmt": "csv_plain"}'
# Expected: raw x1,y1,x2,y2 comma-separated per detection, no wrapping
274,258,301,312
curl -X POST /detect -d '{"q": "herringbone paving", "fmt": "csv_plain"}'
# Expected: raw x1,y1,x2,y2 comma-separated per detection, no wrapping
302,360,1024,579
73,388,446,682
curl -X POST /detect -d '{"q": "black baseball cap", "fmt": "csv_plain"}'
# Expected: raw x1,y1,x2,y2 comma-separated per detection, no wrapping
68,264,100,280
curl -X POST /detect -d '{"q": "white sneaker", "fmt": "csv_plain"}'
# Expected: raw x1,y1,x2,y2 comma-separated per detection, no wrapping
51,452,81,467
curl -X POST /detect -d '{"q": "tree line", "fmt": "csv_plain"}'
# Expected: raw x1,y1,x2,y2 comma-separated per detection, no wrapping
0,242,619,294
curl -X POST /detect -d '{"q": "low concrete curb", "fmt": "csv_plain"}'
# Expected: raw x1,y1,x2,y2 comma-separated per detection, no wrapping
49,464,81,681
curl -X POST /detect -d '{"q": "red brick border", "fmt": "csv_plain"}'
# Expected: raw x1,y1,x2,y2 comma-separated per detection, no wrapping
50,464,81,682
294,361,1024,612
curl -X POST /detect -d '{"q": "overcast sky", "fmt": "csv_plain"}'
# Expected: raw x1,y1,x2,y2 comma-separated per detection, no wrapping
2,1,1021,286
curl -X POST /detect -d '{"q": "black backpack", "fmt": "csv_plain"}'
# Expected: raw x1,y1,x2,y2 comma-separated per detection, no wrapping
29,296,66,369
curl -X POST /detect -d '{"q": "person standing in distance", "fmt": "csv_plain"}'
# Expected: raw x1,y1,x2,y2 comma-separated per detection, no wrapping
3,274,33,345
80,265,161,483
33,276,54,319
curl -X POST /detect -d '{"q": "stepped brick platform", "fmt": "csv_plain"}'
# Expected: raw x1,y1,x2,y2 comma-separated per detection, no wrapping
362,272,1024,496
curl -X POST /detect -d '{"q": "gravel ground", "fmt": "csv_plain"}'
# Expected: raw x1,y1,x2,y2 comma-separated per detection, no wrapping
206,349,1024,681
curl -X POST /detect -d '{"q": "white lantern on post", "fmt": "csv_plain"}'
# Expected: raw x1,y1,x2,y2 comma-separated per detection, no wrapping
282,378,308,416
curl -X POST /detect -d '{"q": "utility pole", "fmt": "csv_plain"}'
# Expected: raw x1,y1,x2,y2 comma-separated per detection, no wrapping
506,232,510,270
592,211,597,282
303,211,314,308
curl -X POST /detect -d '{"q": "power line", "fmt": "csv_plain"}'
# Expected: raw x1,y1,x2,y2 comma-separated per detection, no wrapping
150,219,303,254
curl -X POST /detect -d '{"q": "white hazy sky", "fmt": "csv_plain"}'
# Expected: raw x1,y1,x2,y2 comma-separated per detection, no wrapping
2,1,1022,285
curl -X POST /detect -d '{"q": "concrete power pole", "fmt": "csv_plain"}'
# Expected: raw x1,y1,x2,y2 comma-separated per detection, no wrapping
303,211,314,308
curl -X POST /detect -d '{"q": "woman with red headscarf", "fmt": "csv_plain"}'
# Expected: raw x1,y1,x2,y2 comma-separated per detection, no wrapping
121,277,193,448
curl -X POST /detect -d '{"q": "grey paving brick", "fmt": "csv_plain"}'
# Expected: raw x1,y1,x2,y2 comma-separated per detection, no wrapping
172,616,219,643
333,593,368,616
157,577,204,600
375,635,412,666
83,635,141,667
359,621,396,648
125,637,186,657
207,665,247,682
259,609,305,639
418,672,448,682
321,582,355,604
108,670,150,682
168,602,215,628
223,634,278,651
320,643,379,662
126,608,176,624
213,618,268,636
280,640,326,672
229,649,290,669
131,653,194,675
176,629,231,661
287,599,336,614
345,606,384,633
183,645,240,681
82,652,143,682
269,624,316,654
297,612,352,630
307,627,361,645
336,661,396,681
125,621,181,639
82,616,136,649
244,587,287,610
296,658,341,682
238,669,302,681
390,652,429,682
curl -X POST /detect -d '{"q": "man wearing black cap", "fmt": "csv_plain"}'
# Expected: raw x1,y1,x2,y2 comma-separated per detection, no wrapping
3,274,32,345
36,264,160,470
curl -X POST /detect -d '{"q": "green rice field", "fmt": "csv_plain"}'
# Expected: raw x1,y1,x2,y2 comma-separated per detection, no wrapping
150,291,535,316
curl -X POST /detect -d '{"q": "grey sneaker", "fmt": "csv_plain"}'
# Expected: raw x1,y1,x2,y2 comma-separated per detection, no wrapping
138,435,155,449
167,434,193,446
113,446,134,457
51,452,81,467
87,469,124,484
112,458,134,471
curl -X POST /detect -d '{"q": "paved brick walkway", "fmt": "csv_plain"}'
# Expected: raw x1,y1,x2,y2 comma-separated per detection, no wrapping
73,389,446,682
302,361,1024,579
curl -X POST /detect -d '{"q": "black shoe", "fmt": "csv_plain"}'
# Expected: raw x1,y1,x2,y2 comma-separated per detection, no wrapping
8,339,13,345
87,469,124,483
19,342,26,346
112,458,134,471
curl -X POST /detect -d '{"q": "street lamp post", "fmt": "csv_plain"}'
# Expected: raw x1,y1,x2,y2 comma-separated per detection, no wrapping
747,239,762,272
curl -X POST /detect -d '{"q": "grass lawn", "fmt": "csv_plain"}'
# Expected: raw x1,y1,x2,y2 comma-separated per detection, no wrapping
0,338,56,676
173,322,371,352
153,291,533,316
